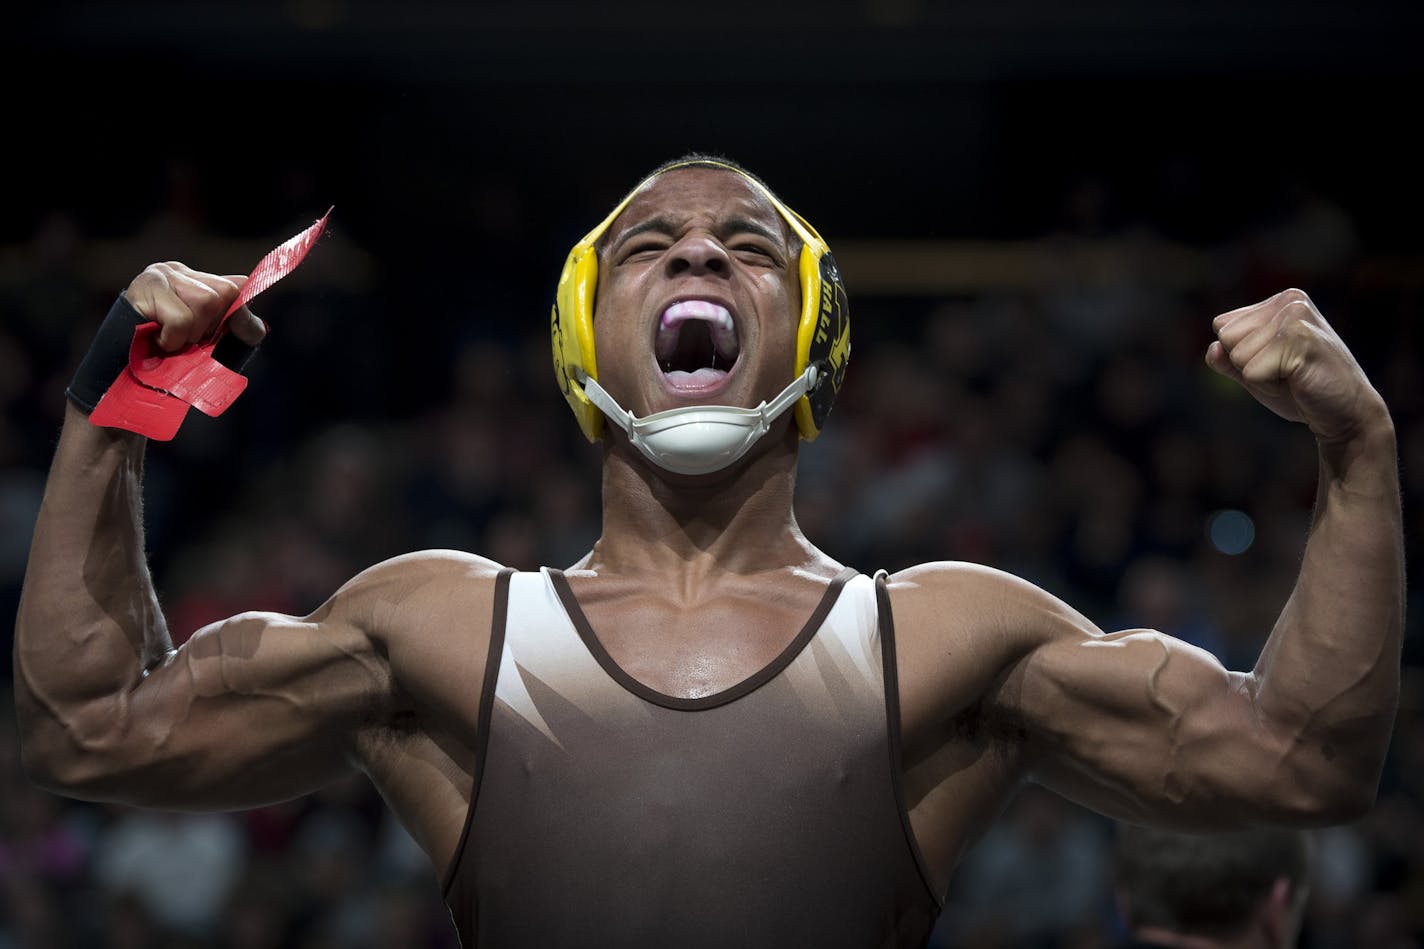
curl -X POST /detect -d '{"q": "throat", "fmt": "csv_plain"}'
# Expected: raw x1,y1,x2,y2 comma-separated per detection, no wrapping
595,423,804,569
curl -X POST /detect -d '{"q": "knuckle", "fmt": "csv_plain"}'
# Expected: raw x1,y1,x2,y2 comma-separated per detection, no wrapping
130,265,168,290
1278,302,1318,335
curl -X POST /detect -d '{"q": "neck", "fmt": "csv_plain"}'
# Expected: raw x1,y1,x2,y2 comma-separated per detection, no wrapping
584,425,821,579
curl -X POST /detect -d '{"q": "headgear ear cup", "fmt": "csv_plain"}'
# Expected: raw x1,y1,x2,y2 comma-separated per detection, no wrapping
551,188,643,443
552,159,850,444
792,250,850,440
551,242,606,442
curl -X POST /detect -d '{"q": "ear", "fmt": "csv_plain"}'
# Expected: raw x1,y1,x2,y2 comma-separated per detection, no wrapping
1258,877,1294,948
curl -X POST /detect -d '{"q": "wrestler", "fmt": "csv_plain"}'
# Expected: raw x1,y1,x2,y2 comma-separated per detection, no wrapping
14,156,1403,948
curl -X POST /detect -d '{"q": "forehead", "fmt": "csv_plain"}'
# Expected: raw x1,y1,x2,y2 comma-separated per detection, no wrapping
603,167,790,245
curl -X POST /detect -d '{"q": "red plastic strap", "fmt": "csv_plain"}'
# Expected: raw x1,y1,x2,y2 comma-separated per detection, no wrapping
90,208,331,440
91,347,192,441
128,322,250,416
224,206,332,319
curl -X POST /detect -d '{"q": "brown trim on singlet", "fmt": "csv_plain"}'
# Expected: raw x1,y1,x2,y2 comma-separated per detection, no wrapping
875,569,943,909
442,566,515,898
547,566,858,712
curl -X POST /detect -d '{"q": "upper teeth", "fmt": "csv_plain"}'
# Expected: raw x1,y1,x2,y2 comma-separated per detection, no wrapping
657,300,738,362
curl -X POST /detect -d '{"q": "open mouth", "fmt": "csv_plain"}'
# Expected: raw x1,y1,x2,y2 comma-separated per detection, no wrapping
655,300,740,388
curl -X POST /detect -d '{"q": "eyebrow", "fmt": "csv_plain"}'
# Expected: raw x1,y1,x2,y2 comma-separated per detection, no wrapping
609,215,680,254
607,213,790,256
721,215,787,248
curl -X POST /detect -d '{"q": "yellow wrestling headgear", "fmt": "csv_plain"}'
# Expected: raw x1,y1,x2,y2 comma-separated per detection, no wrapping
550,157,850,449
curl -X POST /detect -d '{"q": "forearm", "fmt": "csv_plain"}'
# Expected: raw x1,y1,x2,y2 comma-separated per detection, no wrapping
1251,410,1403,812
14,403,173,779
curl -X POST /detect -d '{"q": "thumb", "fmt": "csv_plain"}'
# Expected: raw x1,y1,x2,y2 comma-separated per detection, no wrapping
227,305,267,347
219,276,266,347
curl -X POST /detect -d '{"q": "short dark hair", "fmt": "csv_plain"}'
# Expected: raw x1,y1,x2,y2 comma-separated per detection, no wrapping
1115,824,1311,941
643,152,776,195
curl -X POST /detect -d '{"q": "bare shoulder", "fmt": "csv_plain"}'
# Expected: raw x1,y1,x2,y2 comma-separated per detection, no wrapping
887,560,1100,651
885,561,1104,745
320,550,508,741
317,549,506,643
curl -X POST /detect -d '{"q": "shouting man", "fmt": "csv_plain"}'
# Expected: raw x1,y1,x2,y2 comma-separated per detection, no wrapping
15,156,1403,947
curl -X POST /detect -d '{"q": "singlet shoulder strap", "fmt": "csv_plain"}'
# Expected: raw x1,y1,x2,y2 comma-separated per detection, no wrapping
874,568,941,909
442,565,516,897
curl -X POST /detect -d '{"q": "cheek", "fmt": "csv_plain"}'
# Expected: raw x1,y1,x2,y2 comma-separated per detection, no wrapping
757,273,801,369
591,313,635,388
590,273,659,395
591,274,641,358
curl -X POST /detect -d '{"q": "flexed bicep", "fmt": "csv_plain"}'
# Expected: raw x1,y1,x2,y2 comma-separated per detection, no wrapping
30,602,396,810
1004,624,1310,829
891,563,1314,836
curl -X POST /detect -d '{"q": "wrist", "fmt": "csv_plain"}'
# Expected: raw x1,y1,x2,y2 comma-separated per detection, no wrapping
1317,399,1397,488
65,293,264,421
66,294,145,413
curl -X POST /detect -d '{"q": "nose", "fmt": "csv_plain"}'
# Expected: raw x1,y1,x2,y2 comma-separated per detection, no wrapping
666,234,729,278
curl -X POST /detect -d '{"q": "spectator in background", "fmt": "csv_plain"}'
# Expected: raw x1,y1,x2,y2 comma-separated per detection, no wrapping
1113,824,1311,949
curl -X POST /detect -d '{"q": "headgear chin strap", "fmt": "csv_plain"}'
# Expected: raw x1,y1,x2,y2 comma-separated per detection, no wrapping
580,365,819,477
550,159,851,475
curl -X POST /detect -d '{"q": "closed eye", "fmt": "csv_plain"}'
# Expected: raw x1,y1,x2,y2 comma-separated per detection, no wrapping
732,243,781,265
619,241,669,262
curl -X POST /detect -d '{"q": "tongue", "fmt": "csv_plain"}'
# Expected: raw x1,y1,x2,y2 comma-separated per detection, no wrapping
664,368,727,389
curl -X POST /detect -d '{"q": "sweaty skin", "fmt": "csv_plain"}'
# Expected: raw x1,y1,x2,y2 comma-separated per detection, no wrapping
14,169,1403,901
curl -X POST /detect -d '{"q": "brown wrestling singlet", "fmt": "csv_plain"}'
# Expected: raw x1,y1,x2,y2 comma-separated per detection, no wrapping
443,568,939,948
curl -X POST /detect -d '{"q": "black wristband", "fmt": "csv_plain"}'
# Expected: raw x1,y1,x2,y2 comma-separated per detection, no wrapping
66,294,263,413
210,319,262,375
66,294,145,413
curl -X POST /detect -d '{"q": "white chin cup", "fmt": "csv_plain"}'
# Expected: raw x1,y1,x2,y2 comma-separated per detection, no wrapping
579,366,818,477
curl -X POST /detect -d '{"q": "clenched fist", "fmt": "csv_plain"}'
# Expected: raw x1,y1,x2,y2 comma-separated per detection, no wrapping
125,262,267,353
1206,288,1391,447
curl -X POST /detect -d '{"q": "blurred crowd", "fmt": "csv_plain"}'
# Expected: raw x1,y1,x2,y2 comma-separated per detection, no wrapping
1,163,1421,949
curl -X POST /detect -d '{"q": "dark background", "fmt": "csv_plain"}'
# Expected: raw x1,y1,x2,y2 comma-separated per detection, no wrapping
2,2,1422,947
9,2,1424,252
